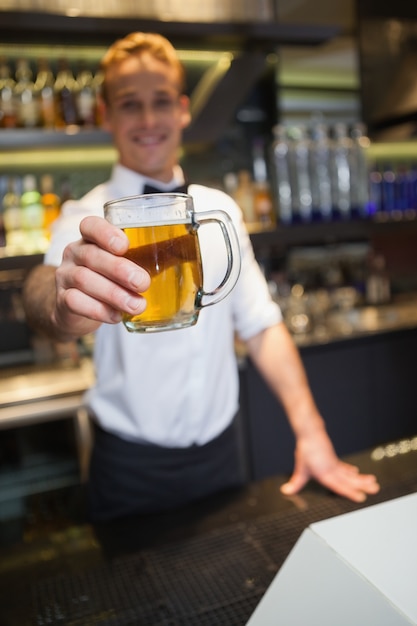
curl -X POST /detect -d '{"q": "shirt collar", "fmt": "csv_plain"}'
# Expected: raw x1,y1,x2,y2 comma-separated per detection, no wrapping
110,163,185,196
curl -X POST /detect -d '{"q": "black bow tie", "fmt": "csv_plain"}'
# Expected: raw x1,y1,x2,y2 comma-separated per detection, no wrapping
142,183,188,195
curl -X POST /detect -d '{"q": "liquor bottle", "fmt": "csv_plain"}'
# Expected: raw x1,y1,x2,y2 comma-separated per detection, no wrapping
349,122,370,218
54,58,79,128
92,68,104,127
76,61,96,127
368,165,383,216
2,176,23,252
252,137,275,229
366,252,391,305
223,172,238,200
41,174,61,239
59,177,73,205
309,122,332,221
14,58,40,128
0,175,6,247
0,57,17,128
34,58,57,129
287,124,313,222
20,174,45,252
330,122,352,220
381,163,396,214
271,124,293,224
0,212,4,248
394,164,408,213
234,170,256,227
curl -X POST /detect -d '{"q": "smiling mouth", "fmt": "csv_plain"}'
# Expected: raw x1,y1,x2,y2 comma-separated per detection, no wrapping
134,135,164,146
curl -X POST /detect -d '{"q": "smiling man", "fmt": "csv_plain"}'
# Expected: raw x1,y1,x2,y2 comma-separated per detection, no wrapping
100,37,190,181
22,32,379,522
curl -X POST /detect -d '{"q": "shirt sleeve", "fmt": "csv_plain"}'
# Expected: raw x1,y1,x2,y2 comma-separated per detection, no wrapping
231,208,283,341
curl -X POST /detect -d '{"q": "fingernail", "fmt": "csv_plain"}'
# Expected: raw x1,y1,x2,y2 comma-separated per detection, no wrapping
110,234,126,254
130,270,150,292
125,295,145,313
109,310,122,323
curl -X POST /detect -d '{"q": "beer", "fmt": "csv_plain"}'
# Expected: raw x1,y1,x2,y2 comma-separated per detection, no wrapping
123,222,203,331
104,192,240,333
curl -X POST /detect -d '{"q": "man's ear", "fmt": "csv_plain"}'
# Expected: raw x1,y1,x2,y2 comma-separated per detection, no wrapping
179,94,191,129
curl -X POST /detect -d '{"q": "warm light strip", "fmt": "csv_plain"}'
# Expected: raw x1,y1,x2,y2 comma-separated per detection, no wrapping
367,142,417,161
0,43,229,65
0,146,118,169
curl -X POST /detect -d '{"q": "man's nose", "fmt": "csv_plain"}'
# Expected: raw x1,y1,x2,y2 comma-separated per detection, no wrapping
138,104,158,126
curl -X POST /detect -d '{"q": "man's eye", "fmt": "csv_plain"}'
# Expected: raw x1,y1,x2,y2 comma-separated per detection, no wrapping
154,98,174,110
120,100,140,112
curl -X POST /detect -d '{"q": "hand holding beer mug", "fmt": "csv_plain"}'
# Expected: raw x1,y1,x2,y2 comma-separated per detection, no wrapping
104,193,241,332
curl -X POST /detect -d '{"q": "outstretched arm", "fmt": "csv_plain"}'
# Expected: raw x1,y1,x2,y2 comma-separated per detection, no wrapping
22,215,150,342
246,322,380,503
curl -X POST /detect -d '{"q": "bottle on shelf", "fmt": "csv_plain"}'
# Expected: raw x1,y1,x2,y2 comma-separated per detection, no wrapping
92,68,105,127
287,124,313,223
252,137,275,229
0,214,4,248
271,124,293,225
349,122,370,217
381,163,396,215
234,170,256,227
223,171,238,200
59,176,73,205
330,122,352,220
14,57,40,128
2,176,24,252
76,61,96,127
0,176,6,247
54,58,79,128
366,252,391,305
309,122,332,221
20,174,46,252
41,174,61,239
394,164,409,213
34,58,57,130
0,56,17,129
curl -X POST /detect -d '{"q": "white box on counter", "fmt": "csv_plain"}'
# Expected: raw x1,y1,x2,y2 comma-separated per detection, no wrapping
247,492,417,626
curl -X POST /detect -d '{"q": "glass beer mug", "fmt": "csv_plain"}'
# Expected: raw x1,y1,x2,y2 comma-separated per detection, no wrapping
104,192,241,333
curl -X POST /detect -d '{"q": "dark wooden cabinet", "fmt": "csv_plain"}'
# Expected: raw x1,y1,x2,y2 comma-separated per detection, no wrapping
371,330,417,444
241,327,417,479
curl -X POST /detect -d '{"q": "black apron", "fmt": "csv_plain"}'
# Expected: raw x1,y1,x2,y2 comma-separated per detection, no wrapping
87,413,247,522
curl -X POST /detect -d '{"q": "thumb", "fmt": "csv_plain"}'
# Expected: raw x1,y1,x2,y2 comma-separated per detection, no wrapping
280,467,309,496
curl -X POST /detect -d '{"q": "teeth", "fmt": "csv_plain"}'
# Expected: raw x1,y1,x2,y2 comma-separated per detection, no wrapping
138,137,159,145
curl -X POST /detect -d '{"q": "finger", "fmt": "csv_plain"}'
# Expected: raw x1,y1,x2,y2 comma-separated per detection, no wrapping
63,266,147,319
64,287,146,325
321,470,380,503
80,215,129,255
280,467,310,496
342,462,360,474
356,474,380,494
63,242,150,295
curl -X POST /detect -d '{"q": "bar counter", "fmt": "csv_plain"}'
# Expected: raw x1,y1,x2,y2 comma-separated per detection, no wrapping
0,436,416,625
1,293,417,430
0,357,95,429
1,294,416,538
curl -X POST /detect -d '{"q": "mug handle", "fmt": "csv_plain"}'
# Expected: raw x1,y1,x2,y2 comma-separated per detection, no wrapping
195,210,241,308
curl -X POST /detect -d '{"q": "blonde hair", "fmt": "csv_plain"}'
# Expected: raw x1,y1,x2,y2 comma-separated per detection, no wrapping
100,32,186,102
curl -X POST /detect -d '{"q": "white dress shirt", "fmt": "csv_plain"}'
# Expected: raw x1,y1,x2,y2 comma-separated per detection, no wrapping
45,163,282,447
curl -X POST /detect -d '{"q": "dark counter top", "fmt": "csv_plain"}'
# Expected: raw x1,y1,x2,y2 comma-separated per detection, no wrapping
291,292,417,348
0,436,416,625
0,357,95,429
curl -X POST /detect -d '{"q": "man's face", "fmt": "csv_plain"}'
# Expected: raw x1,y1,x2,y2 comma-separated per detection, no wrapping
102,54,191,182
